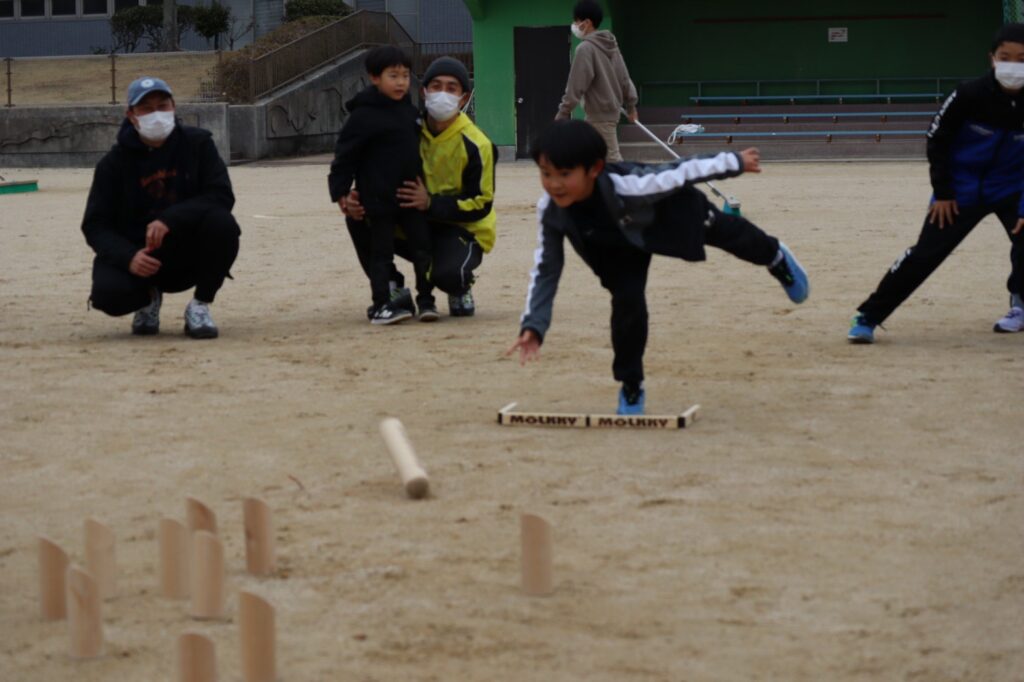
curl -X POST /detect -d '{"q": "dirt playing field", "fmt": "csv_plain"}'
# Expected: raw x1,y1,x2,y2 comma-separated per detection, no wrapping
0,158,1021,681
5,52,220,106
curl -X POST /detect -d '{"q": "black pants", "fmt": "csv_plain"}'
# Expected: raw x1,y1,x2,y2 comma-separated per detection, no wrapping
857,194,1024,325
89,208,240,317
591,202,779,385
346,217,483,299
364,209,432,307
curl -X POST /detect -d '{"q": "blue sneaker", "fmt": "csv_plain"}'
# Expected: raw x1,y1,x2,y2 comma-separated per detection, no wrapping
617,384,645,415
847,314,876,344
768,242,809,304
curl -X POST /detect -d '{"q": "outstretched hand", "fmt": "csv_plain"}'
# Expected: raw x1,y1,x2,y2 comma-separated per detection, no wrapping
740,147,761,173
1013,218,1024,236
505,329,541,366
928,199,959,229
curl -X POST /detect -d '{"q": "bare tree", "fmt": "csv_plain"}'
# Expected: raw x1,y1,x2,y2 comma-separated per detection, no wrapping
162,0,178,51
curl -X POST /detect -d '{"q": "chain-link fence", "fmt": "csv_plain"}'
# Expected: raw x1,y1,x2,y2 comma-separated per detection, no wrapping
1004,0,1024,22
2,51,223,108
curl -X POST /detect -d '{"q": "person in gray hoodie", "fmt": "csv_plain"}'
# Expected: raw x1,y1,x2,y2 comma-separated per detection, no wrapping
556,0,639,162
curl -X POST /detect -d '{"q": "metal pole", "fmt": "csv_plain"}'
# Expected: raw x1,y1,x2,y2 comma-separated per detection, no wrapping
4,58,12,108
248,59,255,102
110,53,117,104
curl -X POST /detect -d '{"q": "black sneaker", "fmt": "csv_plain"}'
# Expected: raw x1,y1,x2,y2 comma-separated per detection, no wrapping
448,289,475,317
131,289,162,335
418,302,440,322
390,286,416,315
370,302,413,325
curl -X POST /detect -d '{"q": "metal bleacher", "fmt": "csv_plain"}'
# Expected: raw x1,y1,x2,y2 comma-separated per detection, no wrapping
620,102,937,162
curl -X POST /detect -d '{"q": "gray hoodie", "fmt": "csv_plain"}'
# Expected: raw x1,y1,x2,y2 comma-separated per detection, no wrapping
556,30,638,122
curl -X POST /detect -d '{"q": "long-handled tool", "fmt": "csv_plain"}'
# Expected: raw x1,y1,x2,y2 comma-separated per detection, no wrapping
625,113,741,215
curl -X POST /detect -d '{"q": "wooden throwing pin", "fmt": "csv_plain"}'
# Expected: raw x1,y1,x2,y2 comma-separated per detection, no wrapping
520,513,553,596
83,518,116,600
38,537,69,621
186,497,218,535
177,631,217,682
67,566,103,658
189,530,225,620
379,418,430,499
159,518,190,599
239,590,277,682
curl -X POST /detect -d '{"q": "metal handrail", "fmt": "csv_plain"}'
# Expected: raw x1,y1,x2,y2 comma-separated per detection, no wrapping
246,11,416,102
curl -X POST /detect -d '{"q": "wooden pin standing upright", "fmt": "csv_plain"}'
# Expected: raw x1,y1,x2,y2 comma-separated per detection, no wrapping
38,537,70,620
520,514,553,596
243,498,276,576
189,531,225,620
66,566,103,658
177,631,217,682
159,518,190,599
239,590,276,682
186,497,218,535
379,417,430,499
83,518,116,600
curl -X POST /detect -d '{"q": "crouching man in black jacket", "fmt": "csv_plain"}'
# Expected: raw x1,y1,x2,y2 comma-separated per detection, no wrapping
82,76,240,339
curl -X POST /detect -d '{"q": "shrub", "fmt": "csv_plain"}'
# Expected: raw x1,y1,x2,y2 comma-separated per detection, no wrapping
194,3,232,48
284,0,350,22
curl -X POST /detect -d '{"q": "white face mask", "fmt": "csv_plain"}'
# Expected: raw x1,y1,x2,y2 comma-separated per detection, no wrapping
135,110,176,142
995,61,1024,91
571,22,585,39
425,91,462,122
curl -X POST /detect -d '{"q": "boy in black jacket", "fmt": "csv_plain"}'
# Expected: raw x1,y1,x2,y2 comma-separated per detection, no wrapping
507,120,809,415
82,76,240,339
328,46,434,324
848,23,1024,342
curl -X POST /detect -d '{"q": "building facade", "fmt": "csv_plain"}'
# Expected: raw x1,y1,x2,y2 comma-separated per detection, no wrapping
0,0,284,56
464,0,1006,153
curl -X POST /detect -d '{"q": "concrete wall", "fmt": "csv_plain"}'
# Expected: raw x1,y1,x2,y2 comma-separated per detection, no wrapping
0,103,229,167
229,49,372,161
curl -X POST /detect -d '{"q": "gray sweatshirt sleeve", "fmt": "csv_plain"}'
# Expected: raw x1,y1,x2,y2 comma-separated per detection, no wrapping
519,195,564,343
557,42,595,120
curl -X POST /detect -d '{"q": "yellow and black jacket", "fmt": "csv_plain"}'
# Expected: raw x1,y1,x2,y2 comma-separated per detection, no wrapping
420,112,497,253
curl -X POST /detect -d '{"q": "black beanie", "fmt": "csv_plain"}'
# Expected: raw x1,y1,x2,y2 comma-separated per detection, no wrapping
423,56,471,93
992,23,1024,52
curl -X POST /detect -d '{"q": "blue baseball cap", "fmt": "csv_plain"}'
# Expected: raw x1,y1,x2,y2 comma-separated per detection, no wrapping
127,76,173,106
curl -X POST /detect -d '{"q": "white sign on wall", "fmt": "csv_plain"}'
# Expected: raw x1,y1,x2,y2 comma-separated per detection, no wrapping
828,27,849,43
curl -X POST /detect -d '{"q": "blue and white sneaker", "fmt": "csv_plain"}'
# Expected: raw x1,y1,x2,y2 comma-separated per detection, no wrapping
993,306,1023,333
767,242,809,304
847,314,875,344
617,383,645,416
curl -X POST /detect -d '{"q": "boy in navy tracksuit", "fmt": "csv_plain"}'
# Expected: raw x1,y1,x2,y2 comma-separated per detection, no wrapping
328,46,434,324
849,23,1024,342
507,120,809,415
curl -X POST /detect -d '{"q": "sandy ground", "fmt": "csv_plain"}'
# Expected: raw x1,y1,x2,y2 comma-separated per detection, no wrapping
5,52,219,105
0,158,1021,682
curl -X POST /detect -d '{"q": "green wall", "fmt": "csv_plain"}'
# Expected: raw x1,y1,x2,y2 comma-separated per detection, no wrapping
465,0,607,147
466,0,1002,146
610,0,1002,105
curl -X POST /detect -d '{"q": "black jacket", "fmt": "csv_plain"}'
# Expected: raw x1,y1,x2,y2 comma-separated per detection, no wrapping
81,119,235,269
926,71,1024,211
520,152,745,342
327,86,423,213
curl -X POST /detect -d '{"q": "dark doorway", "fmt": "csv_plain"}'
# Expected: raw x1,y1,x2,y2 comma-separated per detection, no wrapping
514,26,571,158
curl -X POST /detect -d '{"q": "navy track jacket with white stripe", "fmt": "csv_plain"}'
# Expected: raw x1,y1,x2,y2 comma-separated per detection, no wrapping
927,71,1024,213
519,152,745,342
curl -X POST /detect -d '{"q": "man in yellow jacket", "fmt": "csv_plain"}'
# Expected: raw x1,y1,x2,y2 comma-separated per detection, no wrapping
346,56,497,318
